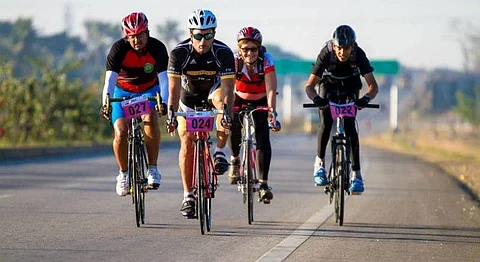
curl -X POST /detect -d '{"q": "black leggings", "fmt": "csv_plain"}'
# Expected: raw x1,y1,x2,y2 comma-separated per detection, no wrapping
230,95,272,181
317,85,361,171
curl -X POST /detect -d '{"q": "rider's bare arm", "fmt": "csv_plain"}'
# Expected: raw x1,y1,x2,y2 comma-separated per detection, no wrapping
265,70,277,111
362,72,379,100
220,77,235,115
305,73,322,100
168,74,181,112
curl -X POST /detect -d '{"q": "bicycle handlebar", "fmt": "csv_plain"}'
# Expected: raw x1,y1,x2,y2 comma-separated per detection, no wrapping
166,104,232,136
233,105,270,112
302,103,380,109
104,92,164,118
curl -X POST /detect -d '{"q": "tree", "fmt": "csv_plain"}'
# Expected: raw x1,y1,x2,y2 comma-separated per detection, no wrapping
455,85,480,130
82,21,122,81
0,18,87,78
451,19,480,73
156,19,183,50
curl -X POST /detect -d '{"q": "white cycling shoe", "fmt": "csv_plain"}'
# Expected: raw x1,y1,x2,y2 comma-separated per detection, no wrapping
147,168,161,189
116,173,128,196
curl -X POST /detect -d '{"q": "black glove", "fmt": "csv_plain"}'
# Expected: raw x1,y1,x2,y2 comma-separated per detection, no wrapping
100,105,110,120
355,95,371,107
313,96,328,107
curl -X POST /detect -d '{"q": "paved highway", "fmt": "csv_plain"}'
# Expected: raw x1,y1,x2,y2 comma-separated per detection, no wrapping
1,134,478,262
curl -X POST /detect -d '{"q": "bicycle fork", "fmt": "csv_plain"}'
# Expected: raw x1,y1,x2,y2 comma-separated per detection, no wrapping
324,134,350,197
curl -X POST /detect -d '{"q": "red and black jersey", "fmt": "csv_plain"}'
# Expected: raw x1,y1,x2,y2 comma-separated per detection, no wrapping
106,37,169,92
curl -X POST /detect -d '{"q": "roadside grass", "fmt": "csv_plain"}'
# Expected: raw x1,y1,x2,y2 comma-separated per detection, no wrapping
363,127,480,202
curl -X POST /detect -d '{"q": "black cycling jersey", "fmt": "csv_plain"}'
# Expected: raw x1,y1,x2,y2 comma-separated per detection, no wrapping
311,43,373,94
168,38,235,107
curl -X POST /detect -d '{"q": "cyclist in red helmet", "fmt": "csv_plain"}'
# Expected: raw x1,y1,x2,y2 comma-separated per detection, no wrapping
227,26,280,203
101,12,169,196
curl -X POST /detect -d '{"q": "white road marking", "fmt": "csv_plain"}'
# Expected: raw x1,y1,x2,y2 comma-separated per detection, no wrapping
256,203,335,262
0,194,13,199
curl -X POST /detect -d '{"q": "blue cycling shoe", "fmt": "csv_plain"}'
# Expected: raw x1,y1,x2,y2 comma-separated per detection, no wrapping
313,166,328,186
349,178,364,195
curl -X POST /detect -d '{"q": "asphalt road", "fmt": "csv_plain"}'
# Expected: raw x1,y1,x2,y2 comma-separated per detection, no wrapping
1,134,479,262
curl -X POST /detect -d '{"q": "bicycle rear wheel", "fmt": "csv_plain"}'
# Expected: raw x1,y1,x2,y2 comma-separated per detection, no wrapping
335,145,346,226
195,140,206,235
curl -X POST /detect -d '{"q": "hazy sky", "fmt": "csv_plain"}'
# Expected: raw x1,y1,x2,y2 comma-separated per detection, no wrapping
1,0,479,71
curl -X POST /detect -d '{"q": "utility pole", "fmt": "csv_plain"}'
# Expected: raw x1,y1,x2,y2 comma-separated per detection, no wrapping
64,1,73,36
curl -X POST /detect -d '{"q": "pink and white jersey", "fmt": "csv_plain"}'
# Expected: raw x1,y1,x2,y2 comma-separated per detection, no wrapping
235,53,275,94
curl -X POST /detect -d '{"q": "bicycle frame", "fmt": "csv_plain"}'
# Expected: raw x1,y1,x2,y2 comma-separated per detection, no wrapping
127,117,149,227
192,130,218,200
303,100,379,226
105,93,162,227
327,104,352,226
234,105,270,224
172,108,223,234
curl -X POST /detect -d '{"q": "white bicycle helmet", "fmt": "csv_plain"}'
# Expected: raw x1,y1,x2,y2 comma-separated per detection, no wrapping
187,9,217,30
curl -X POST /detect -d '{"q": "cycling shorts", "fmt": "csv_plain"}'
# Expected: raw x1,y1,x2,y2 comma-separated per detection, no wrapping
111,85,160,124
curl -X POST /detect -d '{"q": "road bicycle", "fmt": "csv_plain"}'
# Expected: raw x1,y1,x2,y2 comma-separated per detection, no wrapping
105,92,163,227
168,103,230,234
303,72,379,226
233,104,280,224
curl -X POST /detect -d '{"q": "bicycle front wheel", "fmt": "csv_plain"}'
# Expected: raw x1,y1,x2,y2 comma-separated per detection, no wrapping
132,139,142,227
139,144,147,225
246,141,254,225
195,140,206,235
335,145,346,226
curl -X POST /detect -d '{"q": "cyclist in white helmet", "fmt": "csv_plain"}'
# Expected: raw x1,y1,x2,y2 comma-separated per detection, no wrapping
166,9,235,218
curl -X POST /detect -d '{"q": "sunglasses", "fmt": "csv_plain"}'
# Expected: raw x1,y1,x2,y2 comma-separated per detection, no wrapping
241,47,259,53
192,33,214,41
126,31,147,41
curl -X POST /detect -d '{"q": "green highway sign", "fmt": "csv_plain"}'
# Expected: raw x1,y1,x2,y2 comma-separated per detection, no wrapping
370,60,400,75
275,59,400,75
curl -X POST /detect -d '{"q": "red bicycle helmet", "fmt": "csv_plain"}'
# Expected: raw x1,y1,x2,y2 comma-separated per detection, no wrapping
121,12,149,37
237,27,263,44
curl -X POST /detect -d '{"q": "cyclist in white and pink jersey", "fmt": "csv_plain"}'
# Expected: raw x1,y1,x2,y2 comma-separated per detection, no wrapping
228,26,280,203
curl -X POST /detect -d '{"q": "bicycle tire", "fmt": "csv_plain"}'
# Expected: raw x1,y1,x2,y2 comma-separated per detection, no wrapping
206,145,213,232
246,141,254,225
128,140,134,205
240,144,248,204
336,145,346,226
206,190,212,232
139,144,148,225
196,140,206,235
132,139,141,228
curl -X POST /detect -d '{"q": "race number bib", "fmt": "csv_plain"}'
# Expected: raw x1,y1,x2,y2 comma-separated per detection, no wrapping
121,96,151,119
185,111,215,132
329,102,357,118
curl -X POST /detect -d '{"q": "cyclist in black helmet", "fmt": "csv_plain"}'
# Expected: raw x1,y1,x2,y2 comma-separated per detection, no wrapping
304,25,379,194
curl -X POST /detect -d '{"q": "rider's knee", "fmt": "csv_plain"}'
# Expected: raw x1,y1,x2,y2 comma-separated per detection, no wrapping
210,93,223,108
113,120,128,142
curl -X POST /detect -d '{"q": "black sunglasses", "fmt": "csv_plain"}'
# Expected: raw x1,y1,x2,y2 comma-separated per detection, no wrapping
241,47,259,53
192,33,214,41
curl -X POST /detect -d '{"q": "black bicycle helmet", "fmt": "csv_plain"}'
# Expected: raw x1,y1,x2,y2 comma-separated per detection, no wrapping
332,25,356,47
